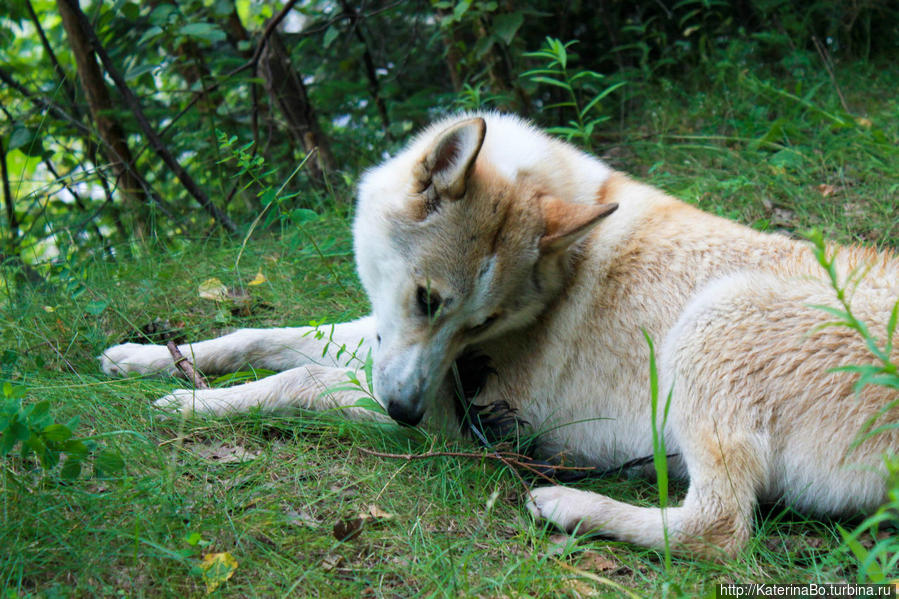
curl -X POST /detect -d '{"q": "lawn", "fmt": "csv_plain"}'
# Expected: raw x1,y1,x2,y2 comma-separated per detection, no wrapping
2,57,897,597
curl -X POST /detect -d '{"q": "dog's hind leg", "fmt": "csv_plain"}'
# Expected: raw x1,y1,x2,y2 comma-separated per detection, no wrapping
101,316,377,377
527,426,766,558
153,363,390,421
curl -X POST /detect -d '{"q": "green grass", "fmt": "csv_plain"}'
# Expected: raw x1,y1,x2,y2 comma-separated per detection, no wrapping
2,56,898,597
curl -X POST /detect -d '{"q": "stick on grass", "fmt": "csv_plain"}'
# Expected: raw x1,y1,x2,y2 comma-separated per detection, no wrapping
166,341,210,390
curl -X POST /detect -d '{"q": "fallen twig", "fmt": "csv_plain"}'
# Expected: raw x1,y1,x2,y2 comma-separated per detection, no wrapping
356,446,598,489
166,341,210,390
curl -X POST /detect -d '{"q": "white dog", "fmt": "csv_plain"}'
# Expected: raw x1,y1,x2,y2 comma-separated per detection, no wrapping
103,113,898,557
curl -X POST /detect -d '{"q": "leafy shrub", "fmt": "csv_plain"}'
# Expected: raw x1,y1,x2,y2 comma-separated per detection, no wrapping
0,380,124,480
521,37,626,150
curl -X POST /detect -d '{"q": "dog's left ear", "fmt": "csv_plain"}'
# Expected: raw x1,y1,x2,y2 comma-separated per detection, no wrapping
416,117,486,201
539,196,618,254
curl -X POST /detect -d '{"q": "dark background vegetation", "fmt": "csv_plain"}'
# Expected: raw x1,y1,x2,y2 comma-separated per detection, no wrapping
1,1,898,596
1,0,897,275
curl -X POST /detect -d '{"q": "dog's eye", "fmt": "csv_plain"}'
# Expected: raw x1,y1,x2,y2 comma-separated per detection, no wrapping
416,285,443,318
470,313,499,334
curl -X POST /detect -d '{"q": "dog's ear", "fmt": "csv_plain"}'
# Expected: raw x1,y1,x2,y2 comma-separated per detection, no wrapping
416,118,486,201
539,196,618,253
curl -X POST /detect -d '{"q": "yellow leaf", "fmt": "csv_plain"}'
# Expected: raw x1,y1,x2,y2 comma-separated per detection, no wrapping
247,270,267,286
200,552,238,594
198,278,227,301
366,504,395,520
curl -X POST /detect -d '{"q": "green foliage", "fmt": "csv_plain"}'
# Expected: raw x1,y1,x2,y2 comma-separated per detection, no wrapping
522,37,626,150
808,230,898,398
0,379,123,479
1,0,895,270
644,330,674,572
807,230,899,582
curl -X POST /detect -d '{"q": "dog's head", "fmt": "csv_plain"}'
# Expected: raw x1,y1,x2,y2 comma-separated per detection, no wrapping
354,116,616,425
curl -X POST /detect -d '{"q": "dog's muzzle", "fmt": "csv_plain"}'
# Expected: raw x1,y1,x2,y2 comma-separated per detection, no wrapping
375,365,425,426
386,399,424,426
374,342,433,426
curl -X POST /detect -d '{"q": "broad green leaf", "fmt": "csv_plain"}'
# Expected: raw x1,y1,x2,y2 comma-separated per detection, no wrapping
42,424,73,443
473,35,494,60
60,456,83,480
84,300,109,315
323,25,339,48
8,126,43,157
200,552,238,593
290,208,318,225
177,22,226,44
492,12,523,46
95,449,125,475
353,396,386,415
125,63,159,81
63,439,88,457
148,3,175,25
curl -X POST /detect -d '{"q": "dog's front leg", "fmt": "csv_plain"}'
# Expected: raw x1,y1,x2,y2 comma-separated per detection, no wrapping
154,363,389,421
101,316,377,377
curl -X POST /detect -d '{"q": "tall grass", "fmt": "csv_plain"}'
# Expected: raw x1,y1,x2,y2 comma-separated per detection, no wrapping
807,231,899,582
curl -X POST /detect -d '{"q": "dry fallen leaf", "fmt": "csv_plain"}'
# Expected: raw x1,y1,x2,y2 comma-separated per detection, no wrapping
544,533,577,557
194,444,260,464
842,202,867,218
817,183,837,198
564,578,599,597
363,504,395,521
578,550,622,573
284,506,319,528
198,278,228,301
771,207,798,228
333,517,365,542
321,553,344,572
200,552,238,594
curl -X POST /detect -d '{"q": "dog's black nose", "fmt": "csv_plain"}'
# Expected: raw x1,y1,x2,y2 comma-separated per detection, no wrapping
387,400,423,426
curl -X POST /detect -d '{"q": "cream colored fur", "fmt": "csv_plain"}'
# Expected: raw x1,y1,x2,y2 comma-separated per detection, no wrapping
101,112,899,558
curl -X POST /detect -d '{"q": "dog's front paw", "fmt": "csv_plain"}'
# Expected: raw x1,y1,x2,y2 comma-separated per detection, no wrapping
526,486,594,533
154,389,197,416
154,388,242,417
100,343,174,377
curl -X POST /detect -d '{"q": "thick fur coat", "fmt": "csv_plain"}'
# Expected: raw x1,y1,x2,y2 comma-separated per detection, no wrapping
102,113,899,557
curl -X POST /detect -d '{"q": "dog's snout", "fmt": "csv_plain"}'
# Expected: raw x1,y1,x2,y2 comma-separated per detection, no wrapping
387,399,424,426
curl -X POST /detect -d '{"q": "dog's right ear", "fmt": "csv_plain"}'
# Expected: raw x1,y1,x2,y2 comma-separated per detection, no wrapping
415,118,486,205
539,196,618,254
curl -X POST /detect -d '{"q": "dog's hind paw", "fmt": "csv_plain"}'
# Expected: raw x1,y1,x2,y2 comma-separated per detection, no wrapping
100,343,175,377
526,486,595,534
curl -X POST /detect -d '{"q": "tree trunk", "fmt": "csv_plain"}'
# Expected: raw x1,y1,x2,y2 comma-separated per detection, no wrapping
339,0,391,139
59,0,238,235
257,30,336,183
57,0,149,240
436,7,464,94
0,130,18,252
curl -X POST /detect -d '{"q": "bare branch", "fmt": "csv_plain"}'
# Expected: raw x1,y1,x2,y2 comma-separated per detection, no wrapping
166,341,211,390
0,113,18,251
58,0,238,235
